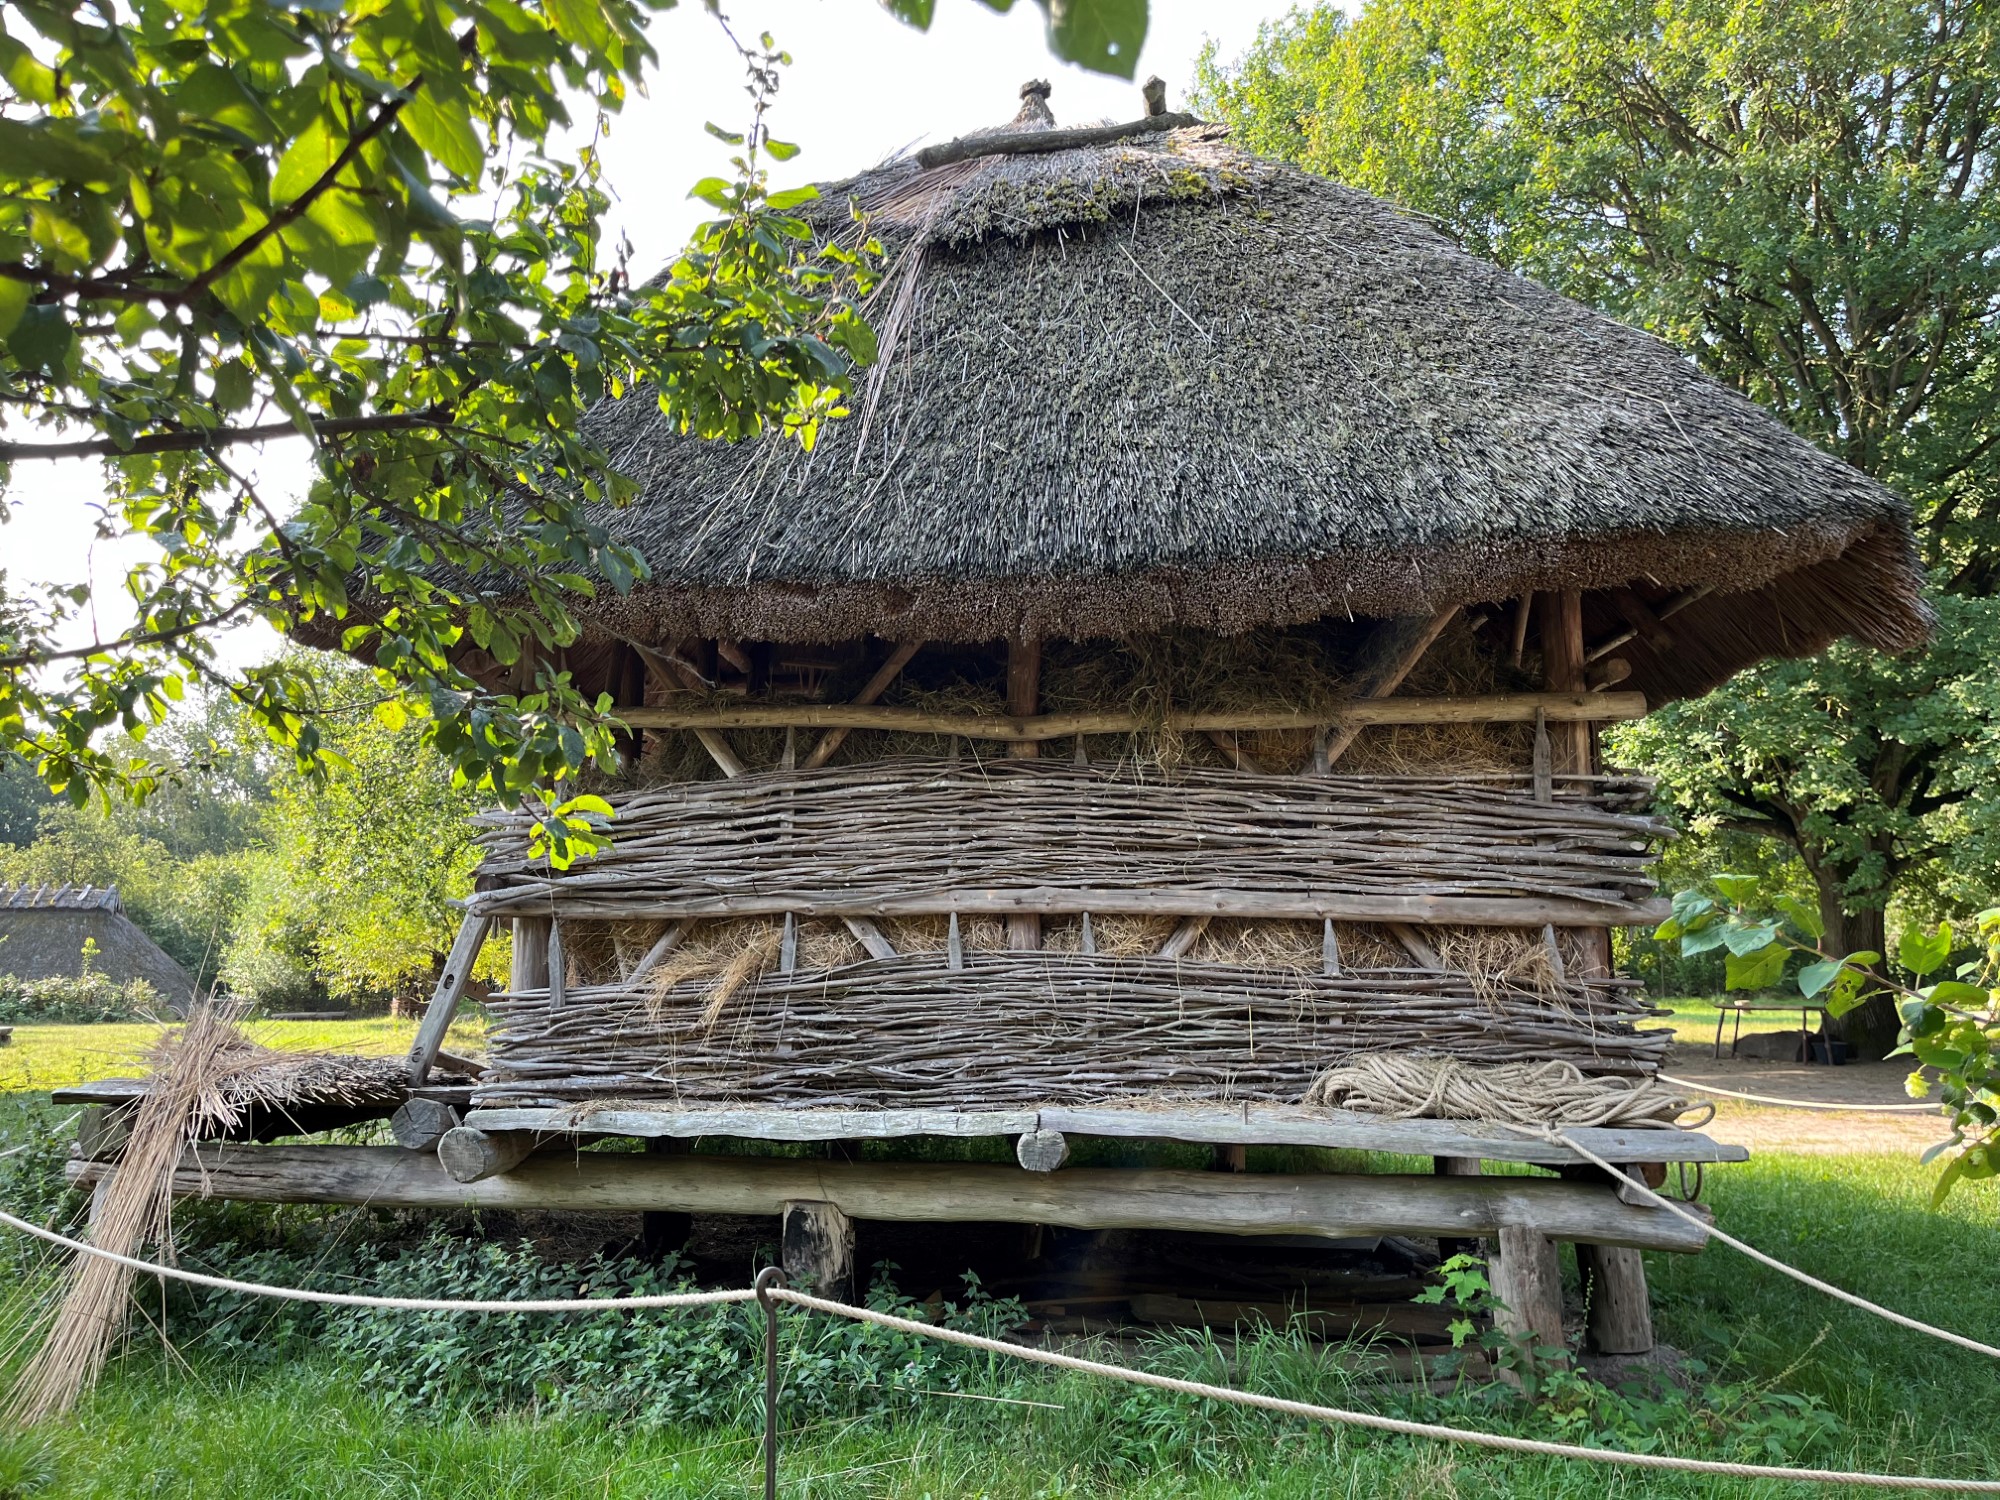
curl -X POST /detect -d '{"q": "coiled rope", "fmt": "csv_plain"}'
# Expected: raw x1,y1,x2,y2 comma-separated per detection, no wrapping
1,1203,1996,1491
1306,1054,1714,1129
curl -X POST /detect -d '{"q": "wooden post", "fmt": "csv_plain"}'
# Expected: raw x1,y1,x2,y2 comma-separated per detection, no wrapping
1488,1225,1565,1360
1321,608,1460,765
1541,590,1613,981
408,914,491,1085
1006,636,1041,950
641,1137,693,1259
1576,1243,1654,1354
77,1104,134,1162
437,1127,536,1184
512,917,551,993
1434,1156,1482,1260
1210,1144,1247,1173
390,1098,460,1152
781,1199,855,1300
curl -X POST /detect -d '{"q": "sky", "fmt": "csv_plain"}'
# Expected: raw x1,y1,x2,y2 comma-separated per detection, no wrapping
5,0,1295,672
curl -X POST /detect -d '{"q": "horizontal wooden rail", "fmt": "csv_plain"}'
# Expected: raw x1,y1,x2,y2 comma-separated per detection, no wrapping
469,887,1670,928
459,1102,1747,1167
619,692,1648,740
69,1144,1713,1252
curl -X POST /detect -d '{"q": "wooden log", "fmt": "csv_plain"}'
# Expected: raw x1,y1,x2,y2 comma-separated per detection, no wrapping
1205,729,1264,773
1016,1129,1071,1172
915,110,1199,169
75,1145,1716,1252
390,1097,461,1152
619,692,1648,739
511,918,551,995
1543,592,1616,986
782,1199,855,1300
409,914,491,1085
1007,636,1042,950
1387,923,1444,970
437,1127,537,1184
1576,1243,1654,1355
458,1103,1747,1166
635,643,749,776
626,921,689,985
1322,609,1459,764
1158,915,1212,960
1489,1226,1566,1357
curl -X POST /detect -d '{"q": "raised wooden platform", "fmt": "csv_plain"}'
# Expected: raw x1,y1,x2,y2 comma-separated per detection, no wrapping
460,1101,1747,1168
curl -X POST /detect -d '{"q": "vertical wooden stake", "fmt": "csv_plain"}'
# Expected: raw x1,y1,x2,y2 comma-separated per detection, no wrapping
779,913,798,976
1006,636,1041,950
1433,1155,1482,1261
1576,1243,1654,1355
1489,1226,1565,1368
511,917,552,994
1321,919,1341,977
1541,589,1613,982
946,912,964,971
781,1199,855,1301
1080,912,1097,955
547,919,566,1007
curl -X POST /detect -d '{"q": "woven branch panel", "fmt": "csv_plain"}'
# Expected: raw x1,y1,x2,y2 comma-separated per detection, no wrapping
470,760,1669,921
477,953,1668,1108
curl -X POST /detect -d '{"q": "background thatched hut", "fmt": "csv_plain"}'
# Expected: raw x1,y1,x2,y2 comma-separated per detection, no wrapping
0,883,193,1008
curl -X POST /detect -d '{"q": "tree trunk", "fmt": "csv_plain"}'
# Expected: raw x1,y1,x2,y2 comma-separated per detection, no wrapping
1809,861,1897,1060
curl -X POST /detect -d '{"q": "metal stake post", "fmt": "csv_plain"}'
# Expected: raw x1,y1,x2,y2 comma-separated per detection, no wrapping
754,1266,788,1500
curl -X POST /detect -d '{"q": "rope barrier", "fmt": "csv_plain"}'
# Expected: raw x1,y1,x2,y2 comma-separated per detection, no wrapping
1541,1128,2000,1360
3,1203,1998,1491
1658,1074,1946,1113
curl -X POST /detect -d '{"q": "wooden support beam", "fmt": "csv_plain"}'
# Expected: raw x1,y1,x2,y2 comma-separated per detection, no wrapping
617,692,1649,740
390,1098,460,1152
1007,636,1042,950
408,914,491,1085
1158,915,1212,960
1322,608,1461,765
1015,1129,1070,1172
1489,1225,1566,1360
1542,592,1614,983
511,918,551,995
916,110,1200,169
1576,1243,1654,1355
480,888,1669,930
75,1145,1716,1252
457,1103,1744,1166
437,1127,537,1184
1387,922,1445,970
76,1104,133,1162
1205,730,1265,773
633,643,749,777
626,921,689,985
782,1199,855,1300
1434,1155,1484,1261
802,640,923,770
641,1137,693,1258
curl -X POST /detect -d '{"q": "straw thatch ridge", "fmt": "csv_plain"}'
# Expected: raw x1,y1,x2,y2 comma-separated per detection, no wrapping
566,118,1927,704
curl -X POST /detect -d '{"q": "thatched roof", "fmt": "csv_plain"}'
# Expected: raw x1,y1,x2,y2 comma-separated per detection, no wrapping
576,93,1931,703
0,884,195,1006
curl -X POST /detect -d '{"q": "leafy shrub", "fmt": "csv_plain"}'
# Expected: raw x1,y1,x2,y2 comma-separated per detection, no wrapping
0,972,163,1025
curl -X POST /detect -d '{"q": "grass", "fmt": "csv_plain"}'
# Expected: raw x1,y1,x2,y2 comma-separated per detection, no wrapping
0,1015,488,1096
0,1021,1995,1496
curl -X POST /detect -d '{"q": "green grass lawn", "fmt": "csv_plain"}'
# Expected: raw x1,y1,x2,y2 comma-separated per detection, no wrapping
0,1022,1995,1497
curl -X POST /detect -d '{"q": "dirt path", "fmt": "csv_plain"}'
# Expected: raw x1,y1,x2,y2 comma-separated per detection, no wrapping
1662,1050,1945,1154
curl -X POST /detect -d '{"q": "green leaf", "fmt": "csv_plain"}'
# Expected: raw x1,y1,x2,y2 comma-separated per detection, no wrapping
1725,942,1787,991
1797,958,1843,999
404,89,484,182
273,115,342,203
1722,920,1780,956
1774,895,1824,940
1680,922,1731,957
0,277,28,338
1041,0,1147,77
764,137,801,162
1898,921,1954,979
1923,981,1993,1010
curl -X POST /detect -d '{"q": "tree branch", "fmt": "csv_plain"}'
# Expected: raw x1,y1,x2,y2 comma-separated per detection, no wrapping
0,408,457,461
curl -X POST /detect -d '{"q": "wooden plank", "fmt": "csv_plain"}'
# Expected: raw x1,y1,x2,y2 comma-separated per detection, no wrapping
472,888,1672,929
511,918,551,994
1323,609,1460,764
408,915,491,1085
71,1145,1716,1252
620,692,1648,739
458,1102,1749,1166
